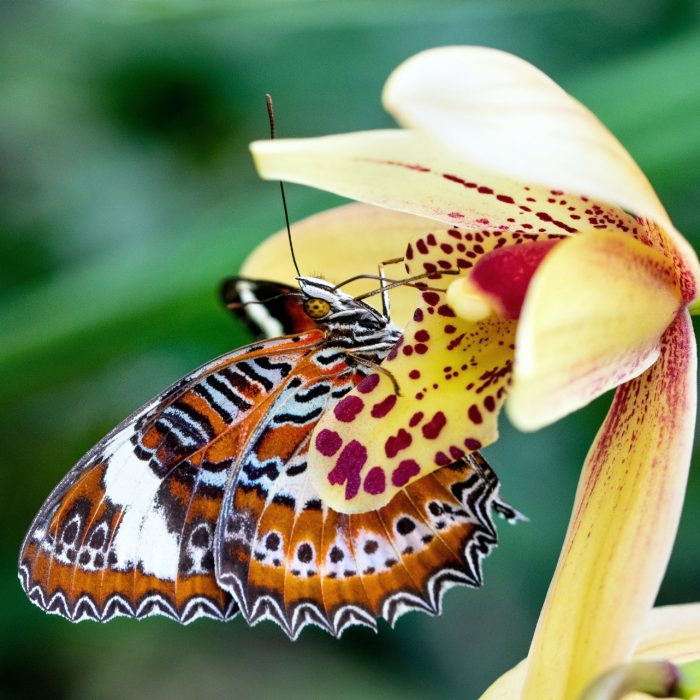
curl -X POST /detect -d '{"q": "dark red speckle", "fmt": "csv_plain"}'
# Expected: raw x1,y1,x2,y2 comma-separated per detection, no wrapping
386,336,403,361
468,404,483,424
449,446,465,460
536,211,577,234
371,394,397,419
422,411,446,439
391,459,421,487
357,374,380,394
422,291,440,307
334,395,364,423
415,330,430,342
315,429,343,457
328,440,368,500
413,308,424,322
464,438,482,451
385,429,412,459
363,467,386,495
415,343,428,355
409,411,424,427
408,369,421,380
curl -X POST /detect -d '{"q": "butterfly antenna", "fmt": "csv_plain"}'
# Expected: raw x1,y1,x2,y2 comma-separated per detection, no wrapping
266,94,301,278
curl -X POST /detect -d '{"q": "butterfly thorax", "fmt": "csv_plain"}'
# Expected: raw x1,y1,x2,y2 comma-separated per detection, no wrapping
297,277,402,365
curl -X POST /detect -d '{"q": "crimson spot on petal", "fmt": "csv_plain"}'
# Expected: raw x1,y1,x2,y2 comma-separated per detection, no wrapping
392,460,421,487
371,394,397,418
363,467,386,495
468,404,483,425
385,429,412,459
334,395,364,423
328,440,368,500
357,374,380,394
422,411,446,439
315,429,342,457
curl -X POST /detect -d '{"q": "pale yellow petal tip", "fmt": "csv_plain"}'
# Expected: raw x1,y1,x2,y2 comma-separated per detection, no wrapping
446,277,495,322
249,139,278,180
383,45,552,108
504,389,548,433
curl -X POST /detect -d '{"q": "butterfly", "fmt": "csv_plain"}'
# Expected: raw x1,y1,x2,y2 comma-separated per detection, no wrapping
19,271,519,638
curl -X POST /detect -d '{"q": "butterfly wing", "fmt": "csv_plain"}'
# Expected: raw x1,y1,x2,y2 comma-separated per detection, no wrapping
18,330,327,623
221,277,317,337
217,442,506,638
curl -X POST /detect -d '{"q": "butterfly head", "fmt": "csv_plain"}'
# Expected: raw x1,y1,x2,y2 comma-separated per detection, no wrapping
298,277,374,319
297,276,400,351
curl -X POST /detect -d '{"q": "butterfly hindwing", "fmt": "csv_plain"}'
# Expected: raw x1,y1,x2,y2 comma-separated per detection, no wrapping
216,453,504,638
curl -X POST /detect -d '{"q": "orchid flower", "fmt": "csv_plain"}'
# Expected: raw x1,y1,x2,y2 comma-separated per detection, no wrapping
245,47,700,698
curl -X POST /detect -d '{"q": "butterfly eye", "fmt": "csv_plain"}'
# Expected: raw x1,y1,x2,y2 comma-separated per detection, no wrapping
303,297,331,319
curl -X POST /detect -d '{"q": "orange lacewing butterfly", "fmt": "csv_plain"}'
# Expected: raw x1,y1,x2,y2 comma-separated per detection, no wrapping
18,268,520,638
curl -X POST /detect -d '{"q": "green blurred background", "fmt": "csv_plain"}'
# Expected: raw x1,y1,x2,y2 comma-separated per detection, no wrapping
1,1,699,698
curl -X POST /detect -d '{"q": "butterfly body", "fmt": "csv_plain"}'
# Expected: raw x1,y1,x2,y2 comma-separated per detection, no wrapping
19,276,515,638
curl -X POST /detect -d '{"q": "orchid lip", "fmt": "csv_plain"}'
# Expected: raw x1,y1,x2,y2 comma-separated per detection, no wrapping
450,239,561,321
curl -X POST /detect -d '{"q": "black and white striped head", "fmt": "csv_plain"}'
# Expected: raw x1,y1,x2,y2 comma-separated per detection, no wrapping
297,277,393,335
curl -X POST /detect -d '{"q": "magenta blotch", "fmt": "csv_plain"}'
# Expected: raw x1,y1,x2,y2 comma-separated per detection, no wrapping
357,374,380,394
371,394,397,418
334,395,364,423
315,429,342,457
422,411,446,439
328,440,368,500
385,429,412,459
391,459,421,487
363,467,386,495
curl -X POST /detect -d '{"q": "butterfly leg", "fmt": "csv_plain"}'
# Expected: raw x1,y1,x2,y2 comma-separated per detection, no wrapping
377,257,406,322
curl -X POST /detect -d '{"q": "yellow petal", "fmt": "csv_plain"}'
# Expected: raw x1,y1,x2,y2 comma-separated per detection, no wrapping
507,230,682,431
240,202,439,328
308,302,515,513
520,310,696,699
382,46,700,290
481,604,700,699
251,130,640,238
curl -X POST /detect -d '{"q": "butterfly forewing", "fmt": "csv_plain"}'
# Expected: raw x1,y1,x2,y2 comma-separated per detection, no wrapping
18,331,325,624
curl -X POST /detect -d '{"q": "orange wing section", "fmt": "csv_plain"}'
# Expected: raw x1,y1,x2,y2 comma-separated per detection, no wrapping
219,454,513,638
